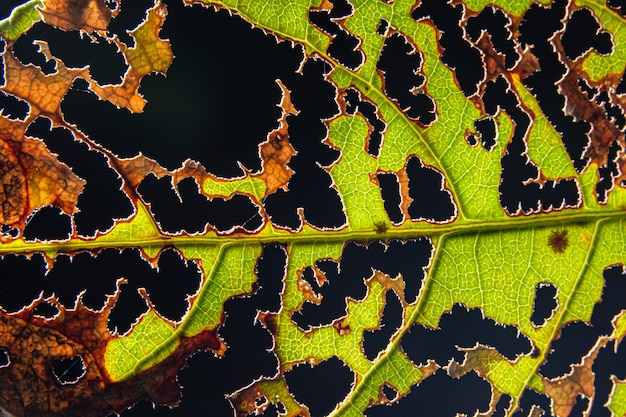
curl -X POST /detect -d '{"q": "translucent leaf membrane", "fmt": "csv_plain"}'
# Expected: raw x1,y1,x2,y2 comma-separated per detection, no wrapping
1,0,626,416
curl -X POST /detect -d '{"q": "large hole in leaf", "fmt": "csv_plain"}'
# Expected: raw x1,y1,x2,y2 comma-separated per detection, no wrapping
376,172,403,225
401,304,532,367
23,206,72,242
293,239,432,331
61,2,304,177
137,174,263,234
309,0,363,70
376,31,436,125
14,22,126,84
405,156,456,223
561,8,612,61
0,87,29,121
284,356,354,417
263,58,346,231
11,23,56,74
0,253,47,313
362,290,403,361
27,117,134,237
364,370,491,417
411,0,484,97
540,265,626,379
51,355,86,385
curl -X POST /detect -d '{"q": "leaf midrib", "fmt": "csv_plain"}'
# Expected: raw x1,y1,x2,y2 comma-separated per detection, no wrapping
4,208,624,255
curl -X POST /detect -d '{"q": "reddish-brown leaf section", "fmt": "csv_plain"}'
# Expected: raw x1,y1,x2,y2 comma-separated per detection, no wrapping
89,1,173,113
0,286,225,417
39,0,115,33
0,117,84,229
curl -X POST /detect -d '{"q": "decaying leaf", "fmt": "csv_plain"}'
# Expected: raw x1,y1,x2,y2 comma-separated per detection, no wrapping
38,0,115,33
88,1,172,113
0,116,84,228
1,0,626,416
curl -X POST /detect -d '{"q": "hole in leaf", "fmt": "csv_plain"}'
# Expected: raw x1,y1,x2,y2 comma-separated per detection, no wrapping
11,23,57,74
61,4,303,176
540,265,626,379
376,172,403,225
284,356,354,417
27,117,134,237
531,283,558,327
466,6,520,70
365,370,491,417
0,90,29,121
401,304,532,367
381,384,397,402
376,19,389,36
473,117,497,152
411,0,484,97
51,355,86,385
588,339,626,416
33,301,60,319
376,31,436,125
406,156,456,223
0,347,9,368
138,174,263,234
23,206,72,242
362,290,403,361
561,8,612,61
0,253,47,313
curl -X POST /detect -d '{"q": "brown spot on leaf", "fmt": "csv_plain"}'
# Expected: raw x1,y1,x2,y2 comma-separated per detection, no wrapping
548,230,569,253
296,271,322,305
257,312,278,336
373,221,389,234
255,80,298,196
39,0,115,33
332,318,350,335
371,270,406,305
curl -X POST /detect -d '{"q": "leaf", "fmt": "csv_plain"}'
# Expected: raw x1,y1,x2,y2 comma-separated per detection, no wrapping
0,0,626,416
